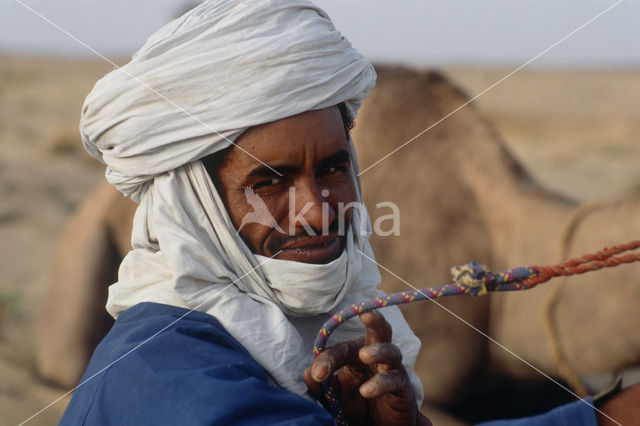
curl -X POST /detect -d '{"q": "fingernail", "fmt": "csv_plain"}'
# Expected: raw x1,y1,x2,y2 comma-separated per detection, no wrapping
361,382,376,397
364,346,378,358
312,362,329,381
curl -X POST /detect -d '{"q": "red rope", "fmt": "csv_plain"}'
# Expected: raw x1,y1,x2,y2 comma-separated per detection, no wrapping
524,240,640,287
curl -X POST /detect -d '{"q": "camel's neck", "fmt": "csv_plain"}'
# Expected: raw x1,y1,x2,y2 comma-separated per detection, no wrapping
455,135,576,268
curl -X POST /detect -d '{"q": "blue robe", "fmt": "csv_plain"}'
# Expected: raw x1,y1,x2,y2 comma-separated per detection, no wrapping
60,302,597,425
60,302,333,425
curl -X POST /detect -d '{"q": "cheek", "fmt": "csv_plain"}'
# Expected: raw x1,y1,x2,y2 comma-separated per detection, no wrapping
263,191,292,224
226,189,289,254
324,176,356,220
224,192,251,230
236,223,270,254
326,175,356,204
223,193,261,250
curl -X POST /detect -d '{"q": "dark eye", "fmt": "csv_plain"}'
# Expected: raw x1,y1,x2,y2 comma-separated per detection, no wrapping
252,176,283,190
319,164,348,176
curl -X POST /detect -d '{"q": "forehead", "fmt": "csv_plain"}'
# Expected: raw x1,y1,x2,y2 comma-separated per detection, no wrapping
224,106,348,172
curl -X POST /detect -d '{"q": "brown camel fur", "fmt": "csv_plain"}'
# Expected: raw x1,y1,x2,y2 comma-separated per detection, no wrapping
353,66,640,418
35,183,133,387
35,66,640,423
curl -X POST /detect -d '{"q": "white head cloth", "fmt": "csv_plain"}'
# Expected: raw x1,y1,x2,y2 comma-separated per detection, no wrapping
82,0,423,403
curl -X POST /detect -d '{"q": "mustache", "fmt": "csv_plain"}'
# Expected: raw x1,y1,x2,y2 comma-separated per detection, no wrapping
266,220,344,254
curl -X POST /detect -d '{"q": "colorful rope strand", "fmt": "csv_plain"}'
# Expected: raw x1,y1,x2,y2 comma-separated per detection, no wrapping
313,240,640,425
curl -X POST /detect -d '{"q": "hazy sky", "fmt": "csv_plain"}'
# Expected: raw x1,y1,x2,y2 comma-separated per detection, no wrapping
1,0,638,67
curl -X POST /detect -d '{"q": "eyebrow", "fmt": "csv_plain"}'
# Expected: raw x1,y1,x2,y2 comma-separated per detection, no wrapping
246,164,299,179
320,149,350,169
245,148,350,179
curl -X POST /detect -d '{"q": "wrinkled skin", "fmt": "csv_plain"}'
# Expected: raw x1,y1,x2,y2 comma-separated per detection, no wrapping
304,311,431,426
206,107,354,265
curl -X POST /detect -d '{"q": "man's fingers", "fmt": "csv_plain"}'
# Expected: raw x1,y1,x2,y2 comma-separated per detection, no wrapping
360,310,392,345
359,342,403,371
359,369,409,399
303,367,323,398
310,337,365,382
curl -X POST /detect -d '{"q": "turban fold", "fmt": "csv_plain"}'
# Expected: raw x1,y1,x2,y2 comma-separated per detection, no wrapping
81,0,376,201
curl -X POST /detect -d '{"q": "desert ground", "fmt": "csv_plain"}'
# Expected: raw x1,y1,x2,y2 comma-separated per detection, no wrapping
0,55,638,424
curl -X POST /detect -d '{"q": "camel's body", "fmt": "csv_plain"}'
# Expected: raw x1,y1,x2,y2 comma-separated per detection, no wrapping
35,183,133,387
36,66,640,423
353,67,640,419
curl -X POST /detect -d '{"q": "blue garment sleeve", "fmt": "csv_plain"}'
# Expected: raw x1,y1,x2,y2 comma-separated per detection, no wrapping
60,302,334,426
475,397,598,426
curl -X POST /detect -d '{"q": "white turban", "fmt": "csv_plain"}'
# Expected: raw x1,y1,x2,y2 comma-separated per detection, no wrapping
83,0,423,404
81,0,375,201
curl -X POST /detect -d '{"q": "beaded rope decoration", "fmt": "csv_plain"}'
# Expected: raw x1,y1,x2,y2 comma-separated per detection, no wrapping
312,240,640,425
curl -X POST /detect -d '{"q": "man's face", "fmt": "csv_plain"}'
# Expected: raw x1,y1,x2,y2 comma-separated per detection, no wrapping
209,106,356,264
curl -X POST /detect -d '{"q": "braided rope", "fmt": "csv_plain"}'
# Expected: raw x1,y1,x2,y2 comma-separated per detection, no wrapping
313,240,640,425
543,202,604,397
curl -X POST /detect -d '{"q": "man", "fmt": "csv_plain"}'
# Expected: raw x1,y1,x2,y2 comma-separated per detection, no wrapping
63,1,427,424
61,1,620,424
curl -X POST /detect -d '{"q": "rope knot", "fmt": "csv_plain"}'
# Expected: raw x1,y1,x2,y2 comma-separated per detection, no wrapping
451,261,491,297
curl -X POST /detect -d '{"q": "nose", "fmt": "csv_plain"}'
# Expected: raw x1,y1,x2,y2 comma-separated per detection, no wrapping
289,180,336,235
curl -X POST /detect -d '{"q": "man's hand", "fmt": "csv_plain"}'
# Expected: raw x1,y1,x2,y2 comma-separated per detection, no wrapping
596,382,640,425
303,311,431,426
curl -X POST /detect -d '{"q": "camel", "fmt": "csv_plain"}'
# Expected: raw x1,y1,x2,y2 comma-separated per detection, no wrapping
35,66,639,424
35,183,133,387
353,66,639,420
